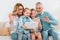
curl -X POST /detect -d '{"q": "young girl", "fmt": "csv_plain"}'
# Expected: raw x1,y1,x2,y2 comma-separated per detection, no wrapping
8,3,24,40
18,8,32,40
30,9,42,40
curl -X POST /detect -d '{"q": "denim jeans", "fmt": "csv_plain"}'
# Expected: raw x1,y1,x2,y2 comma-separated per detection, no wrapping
11,32,18,40
42,29,58,40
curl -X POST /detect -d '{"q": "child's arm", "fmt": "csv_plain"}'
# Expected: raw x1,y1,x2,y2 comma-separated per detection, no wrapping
18,17,24,31
37,18,42,30
22,25,27,30
18,17,27,31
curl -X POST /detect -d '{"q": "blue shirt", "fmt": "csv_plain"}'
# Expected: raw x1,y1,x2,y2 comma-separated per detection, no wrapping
36,11,58,31
18,15,32,33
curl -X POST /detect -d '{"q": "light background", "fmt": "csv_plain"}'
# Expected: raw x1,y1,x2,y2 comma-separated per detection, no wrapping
0,0,60,39
0,0,60,21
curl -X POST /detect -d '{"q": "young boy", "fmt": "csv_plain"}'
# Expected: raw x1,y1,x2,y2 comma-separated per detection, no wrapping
18,8,32,40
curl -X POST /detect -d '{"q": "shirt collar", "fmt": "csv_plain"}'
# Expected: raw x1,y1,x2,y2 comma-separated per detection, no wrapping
41,11,44,15
37,11,44,15
23,15,29,19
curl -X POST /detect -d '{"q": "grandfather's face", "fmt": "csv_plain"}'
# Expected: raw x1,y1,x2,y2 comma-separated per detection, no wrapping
36,4,43,14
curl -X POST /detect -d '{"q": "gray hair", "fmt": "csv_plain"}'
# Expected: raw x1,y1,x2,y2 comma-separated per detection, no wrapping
36,2,42,5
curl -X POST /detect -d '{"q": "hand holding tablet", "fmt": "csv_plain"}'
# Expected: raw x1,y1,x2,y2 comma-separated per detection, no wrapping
24,22,38,29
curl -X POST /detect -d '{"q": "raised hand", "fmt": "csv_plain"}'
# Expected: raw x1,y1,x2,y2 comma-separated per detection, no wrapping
44,16,50,23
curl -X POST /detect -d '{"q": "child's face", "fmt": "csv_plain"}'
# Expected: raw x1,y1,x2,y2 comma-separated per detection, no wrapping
24,9,31,17
31,10,36,18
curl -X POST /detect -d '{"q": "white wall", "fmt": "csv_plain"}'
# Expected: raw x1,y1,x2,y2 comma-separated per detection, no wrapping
0,0,60,21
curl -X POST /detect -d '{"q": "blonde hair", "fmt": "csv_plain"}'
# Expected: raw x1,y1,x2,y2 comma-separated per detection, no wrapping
12,3,24,16
24,8,31,12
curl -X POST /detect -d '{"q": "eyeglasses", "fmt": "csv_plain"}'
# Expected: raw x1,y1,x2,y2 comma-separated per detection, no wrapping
18,9,23,10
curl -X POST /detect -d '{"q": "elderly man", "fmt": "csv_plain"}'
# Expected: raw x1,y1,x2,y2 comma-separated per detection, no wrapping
36,2,58,40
